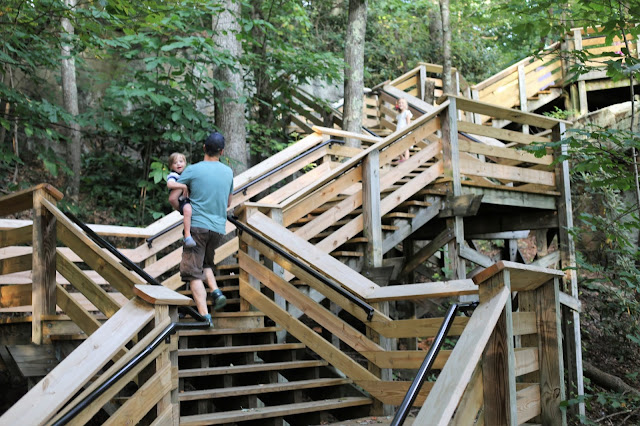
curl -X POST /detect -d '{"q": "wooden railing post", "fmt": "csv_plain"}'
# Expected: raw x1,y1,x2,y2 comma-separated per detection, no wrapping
519,277,567,426
477,269,517,426
362,149,382,268
517,64,529,134
32,187,57,344
553,122,586,417
238,205,262,312
440,97,466,279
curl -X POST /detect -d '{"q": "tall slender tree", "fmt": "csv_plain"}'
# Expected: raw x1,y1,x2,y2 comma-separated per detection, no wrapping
343,0,367,148
439,0,452,95
213,0,248,175
60,0,81,201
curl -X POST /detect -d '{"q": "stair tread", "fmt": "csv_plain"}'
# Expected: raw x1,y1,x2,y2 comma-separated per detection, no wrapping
179,342,305,356
178,326,281,337
179,377,352,401
180,397,372,425
179,360,328,378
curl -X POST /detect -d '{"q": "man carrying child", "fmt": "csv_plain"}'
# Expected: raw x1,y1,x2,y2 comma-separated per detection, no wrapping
169,131,234,326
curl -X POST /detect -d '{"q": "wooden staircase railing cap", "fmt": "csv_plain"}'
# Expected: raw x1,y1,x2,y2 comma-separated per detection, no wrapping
0,183,64,216
438,94,572,129
134,284,193,306
472,260,565,292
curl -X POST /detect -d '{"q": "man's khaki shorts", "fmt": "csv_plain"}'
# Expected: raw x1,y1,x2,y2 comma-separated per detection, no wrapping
180,227,223,282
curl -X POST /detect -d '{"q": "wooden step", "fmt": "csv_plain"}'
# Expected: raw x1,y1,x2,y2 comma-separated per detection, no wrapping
180,397,372,426
331,251,363,258
216,263,239,271
178,343,305,357
178,326,281,337
179,360,328,378
179,377,352,401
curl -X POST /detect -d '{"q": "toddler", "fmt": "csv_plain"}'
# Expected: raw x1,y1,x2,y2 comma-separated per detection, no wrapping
395,98,413,161
167,152,196,248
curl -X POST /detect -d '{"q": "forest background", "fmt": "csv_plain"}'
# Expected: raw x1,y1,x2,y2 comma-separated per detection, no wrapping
2,0,640,423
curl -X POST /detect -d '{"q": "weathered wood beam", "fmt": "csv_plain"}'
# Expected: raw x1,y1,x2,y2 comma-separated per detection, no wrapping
400,228,454,277
438,194,483,218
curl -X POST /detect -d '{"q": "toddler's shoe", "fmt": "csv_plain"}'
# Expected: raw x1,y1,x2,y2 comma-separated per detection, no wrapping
203,313,214,328
184,236,196,248
210,289,227,311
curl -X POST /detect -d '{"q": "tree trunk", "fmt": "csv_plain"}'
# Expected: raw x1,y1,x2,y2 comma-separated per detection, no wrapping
61,0,81,202
584,361,640,396
439,0,452,95
213,0,248,175
343,0,367,148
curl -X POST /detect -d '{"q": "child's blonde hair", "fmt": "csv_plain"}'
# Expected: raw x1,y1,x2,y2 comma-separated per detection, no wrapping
168,152,187,170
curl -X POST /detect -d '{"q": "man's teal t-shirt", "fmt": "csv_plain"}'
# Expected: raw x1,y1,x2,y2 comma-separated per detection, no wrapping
178,160,233,234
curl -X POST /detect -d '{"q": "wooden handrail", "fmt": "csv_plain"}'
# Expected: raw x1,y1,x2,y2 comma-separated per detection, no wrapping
0,183,63,217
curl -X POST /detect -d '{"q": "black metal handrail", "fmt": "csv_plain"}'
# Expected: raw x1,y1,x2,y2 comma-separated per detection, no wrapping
390,301,478,426
232,138,345,196
227,214,376,321
63,211,207,323
51,320,205,426
145,220,181,248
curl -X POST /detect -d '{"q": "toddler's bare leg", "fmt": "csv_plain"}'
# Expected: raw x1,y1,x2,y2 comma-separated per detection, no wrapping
183,203,193,238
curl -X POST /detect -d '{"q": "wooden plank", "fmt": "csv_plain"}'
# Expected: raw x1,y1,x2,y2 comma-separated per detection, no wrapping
459,245,493,268
513,311,537,336
458,139,552,165
1,298,155,426
367,279,478,302
450,365,484,426
104,363,172,426
559,291,581,312
515,347,539,377
517,384,542,424
0,253,32,275
56,283,103,337
473,261,564,292
239,251,383,354
0,284,31,308
0,225,33,248
460,158,555,186
359,350,451,370
247,212,379,298
400,228,455,277
0,183,63,216
32,188,57,344
51,317,172,425
363,149,383,268
312,126,382,144
239,278,380,383
445,95,570,129
374,316,469,338
134,284,192,306
56,250,122,318
41,198,139,298
6,345,58,377
356,380,432,406
414,286,510,425
259,161,334,204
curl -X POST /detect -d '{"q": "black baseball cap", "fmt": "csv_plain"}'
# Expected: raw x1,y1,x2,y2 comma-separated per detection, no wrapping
204,131,225,151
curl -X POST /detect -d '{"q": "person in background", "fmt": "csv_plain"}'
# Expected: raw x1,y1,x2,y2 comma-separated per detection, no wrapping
395,98,413,162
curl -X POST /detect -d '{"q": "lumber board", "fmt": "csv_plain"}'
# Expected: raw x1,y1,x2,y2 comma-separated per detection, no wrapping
444,95,570,129
134,284,192,306
517,384,542,424
239,251,384,354
1,297,155,426
459,158,555,186
356,380,433,406
104,362,172,426
515,347,539,377
0,184,63,216
0,283,31,308
239,278,380,383
179,378,350,400
367,279,478,302
473,260,564,292
143,246,181,278
41,198,139,298
56,283,103,338
0,225,33,248
359,350,451,369
513,311,537,336
259,161,334,204
56,249,122,317
0,253,32,275
312,126,382,144
414,286,510,426
450,365,484,426
374,316,469,338
6,344,58,377
401,228,454,277
247,211,379,298
458,139,552,166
